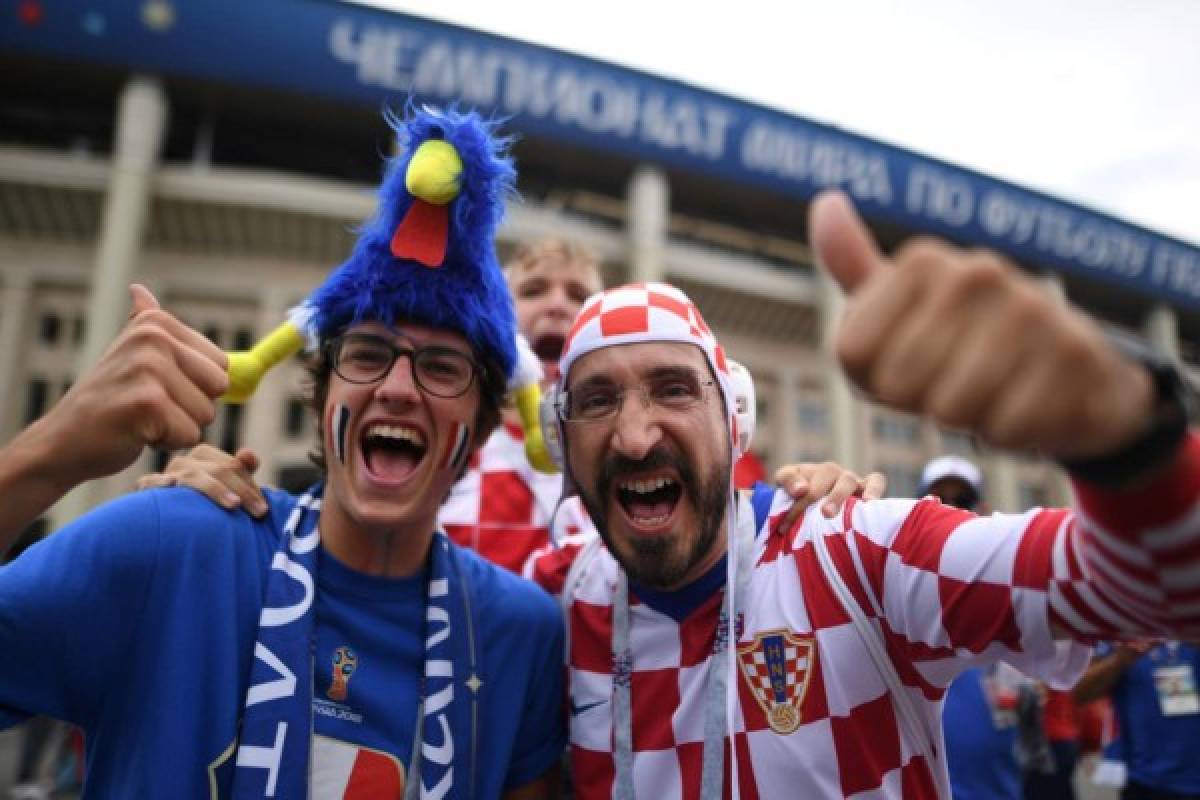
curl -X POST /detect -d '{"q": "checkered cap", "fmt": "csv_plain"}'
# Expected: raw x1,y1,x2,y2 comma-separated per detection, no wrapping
557,282,736,444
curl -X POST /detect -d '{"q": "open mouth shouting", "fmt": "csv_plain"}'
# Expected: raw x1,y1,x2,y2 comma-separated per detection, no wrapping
360,423,427,485
615,473,683,532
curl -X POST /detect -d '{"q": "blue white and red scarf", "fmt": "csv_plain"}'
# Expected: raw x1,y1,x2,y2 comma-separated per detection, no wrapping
231,484,476,799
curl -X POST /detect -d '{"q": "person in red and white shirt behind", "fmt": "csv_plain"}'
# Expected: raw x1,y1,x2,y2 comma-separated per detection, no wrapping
439,238,604,571
527,190,1200,800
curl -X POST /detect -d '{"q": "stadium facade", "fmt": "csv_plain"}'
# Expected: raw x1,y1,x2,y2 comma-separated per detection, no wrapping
3,0,1198,525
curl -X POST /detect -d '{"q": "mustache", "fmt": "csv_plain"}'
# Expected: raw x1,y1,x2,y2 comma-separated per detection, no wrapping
597,447,697,498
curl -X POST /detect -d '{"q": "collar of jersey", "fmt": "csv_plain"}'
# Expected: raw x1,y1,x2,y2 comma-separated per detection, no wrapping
629,553,727,622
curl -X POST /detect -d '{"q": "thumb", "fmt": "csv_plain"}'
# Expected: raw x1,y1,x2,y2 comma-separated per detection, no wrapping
808,190,886,295
128,283,161,318
234,447,262,475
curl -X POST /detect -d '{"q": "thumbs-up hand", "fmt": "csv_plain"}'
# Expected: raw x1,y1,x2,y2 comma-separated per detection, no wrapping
809,190,1155,461
43,284,230,487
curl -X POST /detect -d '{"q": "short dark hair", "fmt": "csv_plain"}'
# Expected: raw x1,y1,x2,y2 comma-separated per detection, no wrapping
305,340,505,473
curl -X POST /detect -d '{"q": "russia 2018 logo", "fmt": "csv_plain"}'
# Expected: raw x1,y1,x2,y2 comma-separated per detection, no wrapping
328,646,358,702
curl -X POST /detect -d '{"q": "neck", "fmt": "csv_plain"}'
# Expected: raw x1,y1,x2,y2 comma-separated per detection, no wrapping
317,502,435,578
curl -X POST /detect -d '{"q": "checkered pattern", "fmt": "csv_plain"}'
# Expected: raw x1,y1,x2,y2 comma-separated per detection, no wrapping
527,434,1200,798
439,422,593,574
555,283,733,450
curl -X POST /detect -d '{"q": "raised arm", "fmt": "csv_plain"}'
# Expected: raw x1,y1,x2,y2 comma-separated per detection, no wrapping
0,285,228,554
809,190,1199,649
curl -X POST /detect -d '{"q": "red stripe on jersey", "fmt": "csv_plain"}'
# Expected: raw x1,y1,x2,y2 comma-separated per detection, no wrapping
938,575,1023,653
1055,580,1128,637
678,591,722,667
570,599,614,673
571,745,615,800
1072,433,1200,533
852,529,890,605
831,691,901,796
677,740,702,799
794,539,853,630
891,500,972,572
880,624,949,701
900,753,940,799
732,732,761,800
1062,522,1086,580
1013,509,1069,587
631,668,680,750
342,748,403,798
599,305,649,337
529,543,579,596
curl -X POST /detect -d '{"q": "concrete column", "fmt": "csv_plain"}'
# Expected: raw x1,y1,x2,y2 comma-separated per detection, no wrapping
775,365,801,468
626,166,669,283
818,269,862,470
1144,304,1181,362
240,287,299,486
53,77,167,526
0,275,32,442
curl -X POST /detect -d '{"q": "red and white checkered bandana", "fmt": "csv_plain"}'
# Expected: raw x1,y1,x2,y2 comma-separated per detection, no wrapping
557,282,737,448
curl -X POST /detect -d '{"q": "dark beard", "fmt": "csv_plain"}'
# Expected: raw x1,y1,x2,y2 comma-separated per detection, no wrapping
577,446,731,590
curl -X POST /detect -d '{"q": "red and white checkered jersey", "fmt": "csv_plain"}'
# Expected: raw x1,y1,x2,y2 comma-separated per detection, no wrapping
528,435,1200,799
439,421,593,574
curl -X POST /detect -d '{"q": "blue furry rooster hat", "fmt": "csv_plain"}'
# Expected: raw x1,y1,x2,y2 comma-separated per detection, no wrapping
297,106,517,378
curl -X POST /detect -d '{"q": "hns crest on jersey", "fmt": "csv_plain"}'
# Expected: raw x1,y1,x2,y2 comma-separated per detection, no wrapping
737,628,814,734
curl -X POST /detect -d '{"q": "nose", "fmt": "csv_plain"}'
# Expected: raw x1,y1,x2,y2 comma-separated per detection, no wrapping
543,284,575,320
374,354,421,405
609,389,662,461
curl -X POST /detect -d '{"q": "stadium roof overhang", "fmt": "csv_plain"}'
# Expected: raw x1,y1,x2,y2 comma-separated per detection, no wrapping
4,0,1199,316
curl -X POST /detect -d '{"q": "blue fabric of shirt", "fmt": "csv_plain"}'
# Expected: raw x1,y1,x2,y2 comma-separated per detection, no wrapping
943,667,1021,800
1097,640,1200,794
0,487,566,798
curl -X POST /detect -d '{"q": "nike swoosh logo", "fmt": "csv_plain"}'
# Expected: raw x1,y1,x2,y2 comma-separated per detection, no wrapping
570,698,606,716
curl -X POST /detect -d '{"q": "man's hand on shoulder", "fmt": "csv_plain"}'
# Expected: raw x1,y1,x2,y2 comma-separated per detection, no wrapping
138,444,267,517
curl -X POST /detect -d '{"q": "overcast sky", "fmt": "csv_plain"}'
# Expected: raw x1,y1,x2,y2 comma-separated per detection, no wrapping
357,0,1199,245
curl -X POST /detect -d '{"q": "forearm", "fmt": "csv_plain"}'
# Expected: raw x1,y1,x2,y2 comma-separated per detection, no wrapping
0,415,83,554
1072,651,1136,704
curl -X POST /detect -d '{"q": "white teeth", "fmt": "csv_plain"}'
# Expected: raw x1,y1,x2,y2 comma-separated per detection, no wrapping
366,424,425,447
619,476,676,494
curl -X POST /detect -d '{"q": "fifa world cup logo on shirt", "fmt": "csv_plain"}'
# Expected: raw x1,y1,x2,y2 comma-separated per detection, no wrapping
328,646,358,702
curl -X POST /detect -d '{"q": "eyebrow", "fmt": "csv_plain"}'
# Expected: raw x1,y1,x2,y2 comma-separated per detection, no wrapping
569,364,702,392
347,331,473,360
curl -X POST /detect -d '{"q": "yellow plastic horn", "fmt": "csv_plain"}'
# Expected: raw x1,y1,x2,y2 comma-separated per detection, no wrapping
405,140,463,205
222,320,305,404
516,381,558,473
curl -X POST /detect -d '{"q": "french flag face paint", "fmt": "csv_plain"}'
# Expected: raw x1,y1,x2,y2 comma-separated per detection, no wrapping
329,403,351,465
439,421,470,471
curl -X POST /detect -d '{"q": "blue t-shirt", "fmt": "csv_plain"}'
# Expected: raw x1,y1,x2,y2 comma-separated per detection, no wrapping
943,667,1022,800
0,487,566,798
1097,640,1200,794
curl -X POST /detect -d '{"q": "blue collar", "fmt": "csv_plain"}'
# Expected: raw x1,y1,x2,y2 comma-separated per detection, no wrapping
629,554,727,622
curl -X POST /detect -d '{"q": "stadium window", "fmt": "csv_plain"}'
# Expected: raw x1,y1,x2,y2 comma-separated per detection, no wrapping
203,325,221,347
797,401,829,432
284,396,307,438
1018,483,1050,509
873,414,919,445
941,430,976,454
24,377,48,424
221,404,244,454
39,312,61,345
72,314,85,346
233,327,254,351
278,464,321,494
878,462,921,497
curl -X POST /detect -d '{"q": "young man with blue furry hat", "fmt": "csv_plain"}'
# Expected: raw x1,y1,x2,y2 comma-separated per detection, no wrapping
0,108,565,799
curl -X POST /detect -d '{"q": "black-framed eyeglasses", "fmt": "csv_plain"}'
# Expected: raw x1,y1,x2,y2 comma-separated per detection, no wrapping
555,368,715,423
328,333,479,398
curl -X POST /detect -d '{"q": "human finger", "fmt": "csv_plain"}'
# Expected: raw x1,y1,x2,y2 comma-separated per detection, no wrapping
861,471,887,500
820,469,867,518
136,472,177,491
808,190,886,294
128,283,161,318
